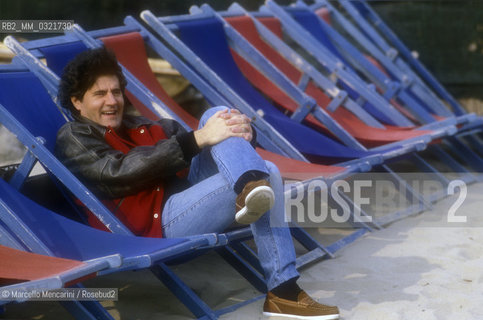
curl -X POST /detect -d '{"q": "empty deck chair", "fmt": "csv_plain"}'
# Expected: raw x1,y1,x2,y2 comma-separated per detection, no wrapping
214,2,482,178
212,5,451,149
263,1,463,127
292,0,483,134
138,11,444,224
261,0,483,173
141,12,425,165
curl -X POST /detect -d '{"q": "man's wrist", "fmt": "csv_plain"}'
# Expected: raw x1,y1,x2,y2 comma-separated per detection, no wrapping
193,129,206,149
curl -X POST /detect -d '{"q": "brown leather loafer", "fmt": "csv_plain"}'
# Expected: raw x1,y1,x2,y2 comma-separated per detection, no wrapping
263,291,339,319
235,179,274,224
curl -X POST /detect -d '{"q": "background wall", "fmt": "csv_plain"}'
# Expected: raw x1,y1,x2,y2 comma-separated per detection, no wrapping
371,0,482,100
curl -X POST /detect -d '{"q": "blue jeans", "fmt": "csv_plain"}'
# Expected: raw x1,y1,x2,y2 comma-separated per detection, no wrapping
162,106,299,290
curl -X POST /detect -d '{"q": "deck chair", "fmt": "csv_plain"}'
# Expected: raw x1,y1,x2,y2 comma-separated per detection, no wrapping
4,25,378,293
319,0,483,166
0,59,279,319
2,35,354,318
217,4,452,146
219,2,483,180
136,10,444,226
262,1,471,128
210,3,483,186
262,0,483,176
5,31,350,262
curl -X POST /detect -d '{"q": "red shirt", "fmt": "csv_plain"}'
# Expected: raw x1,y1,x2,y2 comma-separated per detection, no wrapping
87,124,168,238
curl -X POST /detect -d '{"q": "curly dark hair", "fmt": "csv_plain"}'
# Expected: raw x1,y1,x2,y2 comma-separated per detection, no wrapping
58,47,127,116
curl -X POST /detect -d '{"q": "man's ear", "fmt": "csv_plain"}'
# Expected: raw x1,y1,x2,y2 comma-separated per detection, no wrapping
71,96,82,111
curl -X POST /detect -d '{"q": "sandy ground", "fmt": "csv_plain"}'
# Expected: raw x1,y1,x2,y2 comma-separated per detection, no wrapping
1,181,483,320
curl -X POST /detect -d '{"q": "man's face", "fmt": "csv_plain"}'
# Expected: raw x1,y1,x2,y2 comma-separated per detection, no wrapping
71,75,124,130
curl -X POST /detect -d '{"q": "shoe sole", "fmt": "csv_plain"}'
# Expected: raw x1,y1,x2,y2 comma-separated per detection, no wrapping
235,186,275,224
263,311,339,320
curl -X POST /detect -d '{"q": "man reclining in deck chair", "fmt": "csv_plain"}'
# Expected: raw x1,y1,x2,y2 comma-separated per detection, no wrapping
54,47,340,320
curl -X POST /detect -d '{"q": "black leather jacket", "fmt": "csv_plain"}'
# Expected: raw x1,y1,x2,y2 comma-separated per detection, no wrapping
55,114,199,199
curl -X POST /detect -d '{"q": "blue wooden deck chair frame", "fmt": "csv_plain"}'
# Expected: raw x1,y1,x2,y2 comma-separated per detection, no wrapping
3,31,349,267
4,27,378,305
262,1,469,129
180,4,469,207
136,9,443,227
230,1,483,181
0,58,277,319
311,0,480,125
189,5,454,153
210,3,483,191
274,1,477,128
320,0,483,168
196,2,476,193
3,31,361,317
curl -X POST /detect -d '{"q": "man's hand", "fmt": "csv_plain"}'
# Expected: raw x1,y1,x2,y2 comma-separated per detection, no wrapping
194,109,253,148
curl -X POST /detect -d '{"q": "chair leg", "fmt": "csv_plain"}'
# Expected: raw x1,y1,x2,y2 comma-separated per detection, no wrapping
444,137,483,173
150,263,218,320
